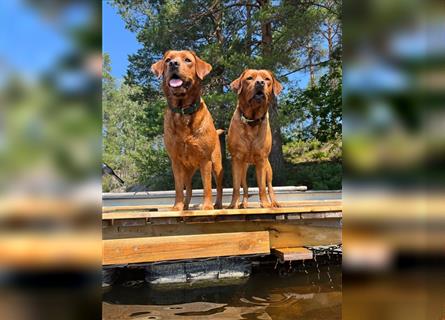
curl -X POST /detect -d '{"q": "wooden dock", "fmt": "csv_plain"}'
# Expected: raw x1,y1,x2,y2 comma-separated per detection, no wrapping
103,187,342,266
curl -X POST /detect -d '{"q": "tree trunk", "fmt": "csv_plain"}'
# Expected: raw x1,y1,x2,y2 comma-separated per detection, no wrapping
212,0,230,187
308,42,316,88
258,0,285,185
327,20,333,76
245,0,253,56
268,96,285,184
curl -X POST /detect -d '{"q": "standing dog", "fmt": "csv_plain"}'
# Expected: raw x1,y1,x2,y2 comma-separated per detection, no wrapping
227,69,282,208
151,50,223,210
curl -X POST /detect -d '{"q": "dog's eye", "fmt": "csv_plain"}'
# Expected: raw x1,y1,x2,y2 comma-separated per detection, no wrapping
165,58,171,63
265,78,271,81
185,58,192,63
246,76,253,80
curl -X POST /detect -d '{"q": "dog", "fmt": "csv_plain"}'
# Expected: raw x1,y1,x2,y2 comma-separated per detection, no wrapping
227,69,283,208
151,50,223,211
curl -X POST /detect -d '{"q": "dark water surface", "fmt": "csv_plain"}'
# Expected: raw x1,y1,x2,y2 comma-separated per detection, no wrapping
103,264,341,320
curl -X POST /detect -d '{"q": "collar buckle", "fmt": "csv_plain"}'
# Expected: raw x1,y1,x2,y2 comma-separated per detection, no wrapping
240,111,266,127
240,114,254,124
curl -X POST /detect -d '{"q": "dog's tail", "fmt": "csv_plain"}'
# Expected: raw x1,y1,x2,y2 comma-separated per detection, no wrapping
216,129,225,136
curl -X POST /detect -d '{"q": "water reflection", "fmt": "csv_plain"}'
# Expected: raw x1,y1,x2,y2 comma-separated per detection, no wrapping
103,264,341,320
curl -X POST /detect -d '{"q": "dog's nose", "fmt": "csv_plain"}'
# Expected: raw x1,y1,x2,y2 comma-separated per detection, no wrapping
255,80,265,87
168,60,179,69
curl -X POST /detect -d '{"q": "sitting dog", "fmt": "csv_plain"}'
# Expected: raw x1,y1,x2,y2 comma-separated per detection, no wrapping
151,50,223,210
227,69,282,208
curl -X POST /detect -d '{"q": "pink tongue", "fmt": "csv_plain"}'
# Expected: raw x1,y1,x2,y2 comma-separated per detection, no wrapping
169,78,183,87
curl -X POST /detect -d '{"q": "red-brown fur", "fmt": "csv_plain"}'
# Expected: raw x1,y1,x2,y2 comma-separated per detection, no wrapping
151,50,223,210
227,69,283,208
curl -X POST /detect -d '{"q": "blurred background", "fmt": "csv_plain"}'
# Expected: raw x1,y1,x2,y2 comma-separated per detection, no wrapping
0,0,101,319
1,0,445,319
343,0,445,319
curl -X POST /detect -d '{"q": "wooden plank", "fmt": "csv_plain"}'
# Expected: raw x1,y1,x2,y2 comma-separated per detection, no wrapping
113,218,147,227
102,200,342,213
102,231,270,265
0,233,100,267
103,220,342,249
273,247,313,261
102,204,342,220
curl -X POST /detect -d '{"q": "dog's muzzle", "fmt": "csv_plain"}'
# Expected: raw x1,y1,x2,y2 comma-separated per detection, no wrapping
168,73,184,88
253,90,265,100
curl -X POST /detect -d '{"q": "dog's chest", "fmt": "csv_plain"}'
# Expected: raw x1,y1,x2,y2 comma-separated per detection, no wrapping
164,117,212,166
231,125,270,163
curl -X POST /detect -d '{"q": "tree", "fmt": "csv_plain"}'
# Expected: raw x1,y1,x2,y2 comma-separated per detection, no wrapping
103,53,171,191
106,0,343,190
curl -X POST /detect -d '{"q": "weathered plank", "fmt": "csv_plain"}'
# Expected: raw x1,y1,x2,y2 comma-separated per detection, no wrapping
103,220,342,248
102,204,342,220
102,200,342,213
273,247,313,261
102,231,270,265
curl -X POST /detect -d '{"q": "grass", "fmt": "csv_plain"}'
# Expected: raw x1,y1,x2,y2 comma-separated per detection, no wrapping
282,138,342,190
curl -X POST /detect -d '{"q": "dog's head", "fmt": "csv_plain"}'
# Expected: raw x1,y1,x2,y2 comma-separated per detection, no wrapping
151,50,212,97
230,69,282,106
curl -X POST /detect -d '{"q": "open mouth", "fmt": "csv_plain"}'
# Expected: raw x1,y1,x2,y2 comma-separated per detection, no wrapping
254,91,265,99
168,74,184,88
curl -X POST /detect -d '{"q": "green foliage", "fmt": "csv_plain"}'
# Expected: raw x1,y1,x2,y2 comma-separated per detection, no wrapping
281,60,342,142
283,138,342,163
103,0,343,191
282,138,342,190
285,161,342,190
111,0,333,130
103,56,170,191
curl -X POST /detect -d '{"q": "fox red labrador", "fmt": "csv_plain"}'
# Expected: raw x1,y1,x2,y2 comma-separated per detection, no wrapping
227,69,282,209
151,50,223,210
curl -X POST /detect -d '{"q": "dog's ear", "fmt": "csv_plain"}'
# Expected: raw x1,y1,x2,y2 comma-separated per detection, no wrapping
191,52,212,80
151,59,165,78
230,71,245,95
268,70,283,95
151,51,171,78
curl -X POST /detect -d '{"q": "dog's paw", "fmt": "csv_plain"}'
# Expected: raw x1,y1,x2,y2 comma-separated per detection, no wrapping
239,201,248,209
202,203,214,210
214,202,223,210
172,204,184,211
227,202,238,209
270,201,280,208
260,201,272,208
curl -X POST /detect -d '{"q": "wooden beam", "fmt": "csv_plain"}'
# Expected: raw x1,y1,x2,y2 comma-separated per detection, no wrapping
102,204,342,220
102,200,342,213
103,231,270,265
273,247,313,261
103,220,342,248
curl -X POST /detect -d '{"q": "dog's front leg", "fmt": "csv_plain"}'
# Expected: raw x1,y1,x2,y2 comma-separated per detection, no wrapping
200,160,214,210
266,159,280,208
184,168,195,210
228,159,243,209
256,159,271,208
212,161,223,209
171,163,185,211
240,163,249,209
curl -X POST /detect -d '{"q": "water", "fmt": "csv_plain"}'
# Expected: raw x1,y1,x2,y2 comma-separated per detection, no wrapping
103,263,341,320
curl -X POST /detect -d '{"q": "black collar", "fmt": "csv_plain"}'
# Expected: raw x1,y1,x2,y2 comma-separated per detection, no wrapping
240,110,267,127
168,98,201,115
